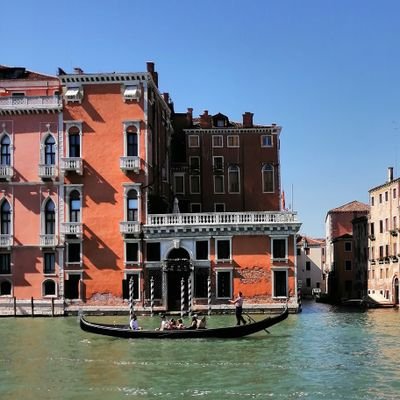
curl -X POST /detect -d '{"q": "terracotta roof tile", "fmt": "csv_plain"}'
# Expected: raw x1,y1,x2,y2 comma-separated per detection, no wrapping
329,200,370,213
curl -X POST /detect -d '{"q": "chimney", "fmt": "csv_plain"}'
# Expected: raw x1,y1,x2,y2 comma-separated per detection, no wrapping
74,67,84,74
388,166,394,182
242,112,254,128
199,110,212,128
163,92,170,104
187,108,193,126
146,61,158,87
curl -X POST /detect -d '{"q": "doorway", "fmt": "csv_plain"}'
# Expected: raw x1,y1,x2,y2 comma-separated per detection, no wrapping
167,271,190,311
65,274,80,300
394,278,399,305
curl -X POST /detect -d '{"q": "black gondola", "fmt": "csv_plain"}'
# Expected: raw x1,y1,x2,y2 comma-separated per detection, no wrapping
79,306,289,339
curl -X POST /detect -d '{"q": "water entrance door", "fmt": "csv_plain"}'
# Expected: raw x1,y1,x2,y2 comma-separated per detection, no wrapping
167,271,189,311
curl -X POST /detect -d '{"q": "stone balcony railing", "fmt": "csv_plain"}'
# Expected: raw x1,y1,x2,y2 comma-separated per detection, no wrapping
61,157,83,175
0,234,12,247
120,156,140,173
120,221,141,235
0,165,13,181
40,234,57,247
38,164,57,179
0,96,62,111
61,222,83,237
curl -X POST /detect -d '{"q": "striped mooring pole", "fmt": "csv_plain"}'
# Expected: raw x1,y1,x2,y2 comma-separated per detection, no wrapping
150,276,154,317
187,278,192,316
207,275,212,316
180,277,185,318
129,276,135,320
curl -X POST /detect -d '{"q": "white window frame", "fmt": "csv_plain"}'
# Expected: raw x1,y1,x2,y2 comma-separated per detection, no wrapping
215,237,232,262
188,135,200,148
173,173,185,195
227,135,239,148
65,121,82,158
189,156,200,172
42,279,58,297
190,175,200,194
123,184,142,222
0,126,13,169
271,236,288,262
41,196,57,238
66,240,82,266
190,203,202,213
212,135,223,148
215,267,233,299
262,164,275,193
261,134,273,147
214,175,224,194
123,120,141,157
271,267,289,298
40,131,57,166
125,240,140,265
0,278,13,296
65,185,83,223
213,156,224,172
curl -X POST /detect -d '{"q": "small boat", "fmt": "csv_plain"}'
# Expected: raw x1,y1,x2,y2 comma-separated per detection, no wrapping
79,307,289,339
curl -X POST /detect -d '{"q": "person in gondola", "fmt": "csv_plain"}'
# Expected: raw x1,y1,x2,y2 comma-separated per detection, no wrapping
187,315,198,329
230,292,246,326
129,314,140,330
176,318,185,329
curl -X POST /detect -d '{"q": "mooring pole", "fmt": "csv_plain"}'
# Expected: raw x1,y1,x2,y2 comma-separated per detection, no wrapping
187,278,192,316
150,276,154,317
129,277,135,320
180,277,185,318
207,276,212,316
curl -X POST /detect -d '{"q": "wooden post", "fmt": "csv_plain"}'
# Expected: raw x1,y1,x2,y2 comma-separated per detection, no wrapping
13,296,16,317
31,297,34,317
208,276,212,316
180,277,185,317
187,278,192,316
51,297,54,317
150,276,154,317
129,277,134,320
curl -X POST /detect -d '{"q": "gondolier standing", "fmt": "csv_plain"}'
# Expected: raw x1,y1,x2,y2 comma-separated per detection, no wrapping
230,292,246,326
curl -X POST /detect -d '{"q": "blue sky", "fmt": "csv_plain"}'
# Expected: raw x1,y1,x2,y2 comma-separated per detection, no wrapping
2,0,399,237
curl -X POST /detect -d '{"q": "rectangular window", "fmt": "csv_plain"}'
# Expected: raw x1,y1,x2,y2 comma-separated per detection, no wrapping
345,242,352,252
188,135,199,148
394,216,397,230
297,248,301,256
345,260,352,271
371,196,374,206
0,253,11,274
261,135,272,147
44,253,55,274
306,261,311,271
173,173,185,194
306,278,311,287
214,203,225,212
190,175,200,194
214,175,224,194
190,203,201,213
196,240,209,260
189,156,200,171
213,156,224,171
67,243,81,263
370,223,375,236
147,242,161,262
194,267,209,298
216,270,232,298
394,189,397,199
126,242,139,263
272,238,286,260
216,239,231,261
212,135,223,148
379,194,382,203
379,220,383,233
385,191,388,201
273,270,287,297
227,135,239,147
385,218,389,232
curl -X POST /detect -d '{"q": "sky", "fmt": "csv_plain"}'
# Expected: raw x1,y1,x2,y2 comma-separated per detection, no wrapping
2,0,400,238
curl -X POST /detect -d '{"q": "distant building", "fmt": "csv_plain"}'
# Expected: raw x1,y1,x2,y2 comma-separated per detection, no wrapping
368,167,399,305
325,200,369,302
352,215,369,299
296,235,325,297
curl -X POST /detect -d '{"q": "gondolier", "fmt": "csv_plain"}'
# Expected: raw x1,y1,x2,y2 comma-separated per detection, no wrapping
230,292,247,326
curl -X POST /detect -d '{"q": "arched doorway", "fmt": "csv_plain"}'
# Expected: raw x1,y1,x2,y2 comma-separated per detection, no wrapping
163,247,192,311
394,277,399,305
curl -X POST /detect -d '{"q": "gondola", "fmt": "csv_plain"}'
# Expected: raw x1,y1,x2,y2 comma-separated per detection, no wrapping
79,306,289,339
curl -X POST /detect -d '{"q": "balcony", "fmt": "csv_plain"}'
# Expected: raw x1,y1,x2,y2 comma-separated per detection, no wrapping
61,158,83,175
38,164,57,180
120,221,141,235
0,95,62,113
120,156,140,173
40,234,57,248
0,234,12,248
61,222,83,237
0,165,13,181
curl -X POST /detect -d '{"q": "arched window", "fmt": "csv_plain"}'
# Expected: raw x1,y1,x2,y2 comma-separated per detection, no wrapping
0,280,11,295
45,199,55,234
1,200,11,235
262,164,274,193
68,126,80,158
0,135,11,166
43,279,56,296
228,165,240,193
127,190,138,221
69,190,80,222
126,126,138,157
44,135,56,165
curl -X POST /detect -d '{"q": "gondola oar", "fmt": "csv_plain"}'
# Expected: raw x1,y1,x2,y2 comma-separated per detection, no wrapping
243,312,270,334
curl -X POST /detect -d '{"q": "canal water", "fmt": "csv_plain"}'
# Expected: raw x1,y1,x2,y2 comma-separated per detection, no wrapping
1,301,400,400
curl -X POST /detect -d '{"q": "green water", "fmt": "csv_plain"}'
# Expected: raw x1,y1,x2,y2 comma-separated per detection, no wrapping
1,301,400,399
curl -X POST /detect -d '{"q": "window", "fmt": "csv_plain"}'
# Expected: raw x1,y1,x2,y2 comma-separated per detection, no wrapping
379,194,382,203
379,246,384,259
43,280,56,296
216,270,232,298
261,135,272,147
147,242,161,262
272,238,287,260
68,126,81,157
0,135,11,165
385,191,388,201
196,240,209,260
306,278,311,287
394,189,397,199
394,216,397,230
216,239,231,261
188,135,199,148
212,135,223,148
44,253,55,274
174,173,185,194
345,260,352,271
195,267,209,297
214,203,225,212
126,242,139,263
379,220,383,234
0,280,11,295
228,165,240,193
273,270,287,297
45,200,55,235
190,203,201,213
190,175,200,194
67,242,81,263
44,135,56,165
216,119,225,127
69,190,81,222
306,261,311,271
385,218,389,232
297,248,301,256
214,175,224,194
0,254,11,274
213,156,224,172
345,242,352,252
127,126,138,157
189,156,200,171
370,223,375,236
371,196,374,206
262,164,274,192
1,200,11,234
127,190,138,221
227,135,239,147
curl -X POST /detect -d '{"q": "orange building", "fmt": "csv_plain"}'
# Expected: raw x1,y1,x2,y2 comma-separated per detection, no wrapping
0,63,301,315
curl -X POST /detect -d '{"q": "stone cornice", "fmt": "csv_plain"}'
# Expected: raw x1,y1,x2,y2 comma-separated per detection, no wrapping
184,127,281,135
